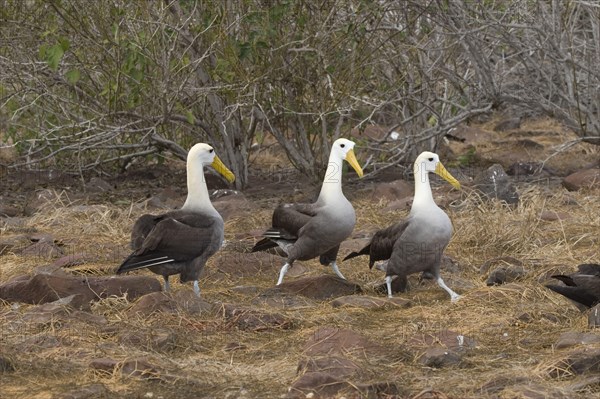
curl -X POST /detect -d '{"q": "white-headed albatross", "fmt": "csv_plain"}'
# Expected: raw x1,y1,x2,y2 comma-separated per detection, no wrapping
252,138,363,285
344,151,461,301
116,143,235,296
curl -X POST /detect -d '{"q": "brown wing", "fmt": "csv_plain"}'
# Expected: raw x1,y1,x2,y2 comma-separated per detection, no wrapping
117,211,221,273
343,218,411,268
272,203,318,238
252,203,319,253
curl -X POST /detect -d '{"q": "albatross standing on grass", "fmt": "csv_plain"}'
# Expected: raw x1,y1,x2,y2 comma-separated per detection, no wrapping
116,143,235,297
344,151,462,301
251,138,363,285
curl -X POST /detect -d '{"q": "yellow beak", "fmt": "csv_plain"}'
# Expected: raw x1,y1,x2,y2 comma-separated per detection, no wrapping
211,156,235,184
345,149,364,178
434,162,460,189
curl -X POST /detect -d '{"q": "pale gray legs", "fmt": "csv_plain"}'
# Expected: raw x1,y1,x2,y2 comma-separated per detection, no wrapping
163,276,200,297
277,263,290,285
330,261,346,280
437,277,460,302
385,276,395,298
277,261,346,285
384,275,460,302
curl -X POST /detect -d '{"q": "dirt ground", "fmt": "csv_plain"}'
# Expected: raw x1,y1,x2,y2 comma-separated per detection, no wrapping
1,116,599,398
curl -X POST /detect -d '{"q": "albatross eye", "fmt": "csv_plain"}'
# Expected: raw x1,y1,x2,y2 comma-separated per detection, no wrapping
209,149,214,153
340,144,345,148
428,157,434,162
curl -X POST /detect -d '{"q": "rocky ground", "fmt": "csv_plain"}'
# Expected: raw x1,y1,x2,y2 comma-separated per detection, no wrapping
1,116,599,398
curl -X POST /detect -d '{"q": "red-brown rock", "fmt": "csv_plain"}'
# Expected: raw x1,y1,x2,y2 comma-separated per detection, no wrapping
220,303,291,331
0,273,161,308
303,326,383,357
265,275,362,300
562,168,600,191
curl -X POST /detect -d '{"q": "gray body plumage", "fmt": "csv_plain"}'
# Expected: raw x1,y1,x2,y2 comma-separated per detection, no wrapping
251,138,363,285
344,151,461,301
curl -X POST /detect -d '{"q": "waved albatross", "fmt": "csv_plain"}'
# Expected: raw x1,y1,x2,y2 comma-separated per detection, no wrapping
344,151,461,301
546,263,600,308
116,143,235,296
251,138,363,285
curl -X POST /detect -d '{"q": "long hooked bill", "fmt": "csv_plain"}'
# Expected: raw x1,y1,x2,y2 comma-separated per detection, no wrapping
345,149,364,178
211,156,236,183
434,162,460,189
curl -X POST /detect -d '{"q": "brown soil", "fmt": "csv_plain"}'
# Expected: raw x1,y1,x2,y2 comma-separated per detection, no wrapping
1,116,599,398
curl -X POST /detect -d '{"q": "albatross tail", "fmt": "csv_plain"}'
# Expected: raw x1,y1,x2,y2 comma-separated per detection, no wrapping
251,237,279,253
116,253,175,274
342,244,371,262
545,284,598,308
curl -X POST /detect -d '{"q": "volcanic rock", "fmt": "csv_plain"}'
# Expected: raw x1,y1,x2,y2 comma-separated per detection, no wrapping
264,275,362,300
473,164,519,204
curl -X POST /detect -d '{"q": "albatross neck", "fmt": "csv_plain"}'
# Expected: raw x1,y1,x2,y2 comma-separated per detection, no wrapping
317,153,346,205
411,166,436,213
182,164,217,213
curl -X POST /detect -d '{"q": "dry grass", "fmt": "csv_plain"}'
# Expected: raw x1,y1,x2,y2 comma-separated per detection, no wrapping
1,122,599,398
1,183,598,398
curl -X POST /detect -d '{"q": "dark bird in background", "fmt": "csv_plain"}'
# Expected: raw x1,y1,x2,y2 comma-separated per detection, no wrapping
545,263,600,308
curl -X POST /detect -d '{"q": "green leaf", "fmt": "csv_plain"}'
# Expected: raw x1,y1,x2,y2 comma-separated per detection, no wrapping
65,69,80,84
58,37,70,52
46,44,64,71
39,44,47,60
238,42,252,60
185,110,195,125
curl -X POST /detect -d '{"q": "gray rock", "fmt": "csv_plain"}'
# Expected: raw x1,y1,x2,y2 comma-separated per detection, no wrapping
555,332,600,349
419,347,463,368
473,164,519,204
486,265,527,286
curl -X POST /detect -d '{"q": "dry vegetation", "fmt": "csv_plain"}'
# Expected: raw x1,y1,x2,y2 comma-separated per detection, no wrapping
1,120,599,398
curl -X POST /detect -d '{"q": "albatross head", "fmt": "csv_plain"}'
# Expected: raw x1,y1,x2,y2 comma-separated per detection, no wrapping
415,151,460,189
188,143,235,183
331,138,364,177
